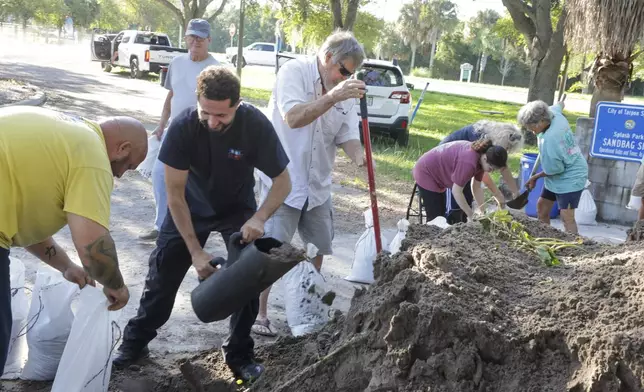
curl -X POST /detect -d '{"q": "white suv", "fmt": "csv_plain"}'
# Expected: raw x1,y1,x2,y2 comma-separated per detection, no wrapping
355,60,412,146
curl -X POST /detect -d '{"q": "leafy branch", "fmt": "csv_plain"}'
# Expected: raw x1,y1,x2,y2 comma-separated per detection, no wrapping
477,209,582,266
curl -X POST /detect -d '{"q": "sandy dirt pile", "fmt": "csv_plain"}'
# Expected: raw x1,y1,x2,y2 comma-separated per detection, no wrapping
99,212,644,392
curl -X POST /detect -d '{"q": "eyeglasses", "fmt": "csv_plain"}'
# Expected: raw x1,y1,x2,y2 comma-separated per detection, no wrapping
186,35,207,43
338,60,353,77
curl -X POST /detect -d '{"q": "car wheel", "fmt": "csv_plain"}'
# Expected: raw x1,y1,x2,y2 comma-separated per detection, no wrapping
130,58,143,79
395,129,409,147
101,62,112,72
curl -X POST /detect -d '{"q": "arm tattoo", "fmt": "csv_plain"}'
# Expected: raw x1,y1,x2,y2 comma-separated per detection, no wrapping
45,246,56,260
82,234,125,290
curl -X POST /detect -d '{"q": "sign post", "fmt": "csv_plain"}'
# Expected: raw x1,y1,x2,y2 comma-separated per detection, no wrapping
591,102,644,163
229,23,236,48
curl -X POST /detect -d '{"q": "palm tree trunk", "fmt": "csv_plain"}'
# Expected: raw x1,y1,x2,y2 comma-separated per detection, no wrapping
410,43,417,71
589,54,631,117
474,53,481,84
428,40,437,78
478,53,488,84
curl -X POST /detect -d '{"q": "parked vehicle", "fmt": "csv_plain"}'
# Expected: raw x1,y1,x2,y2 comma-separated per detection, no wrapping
226,42,305,68
91,30,187,78
355,60,412,147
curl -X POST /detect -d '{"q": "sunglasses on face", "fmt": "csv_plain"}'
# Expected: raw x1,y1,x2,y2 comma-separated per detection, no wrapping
186,35,207,43
338,60,353,77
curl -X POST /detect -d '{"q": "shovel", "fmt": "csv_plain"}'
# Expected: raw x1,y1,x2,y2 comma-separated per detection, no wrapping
506,153,540,209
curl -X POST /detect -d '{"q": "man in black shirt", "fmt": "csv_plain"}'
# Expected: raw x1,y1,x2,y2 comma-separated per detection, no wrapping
113,66,291,382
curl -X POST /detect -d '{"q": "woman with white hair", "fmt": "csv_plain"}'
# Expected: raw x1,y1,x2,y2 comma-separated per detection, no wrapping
517,100,588,234
439,121,523,223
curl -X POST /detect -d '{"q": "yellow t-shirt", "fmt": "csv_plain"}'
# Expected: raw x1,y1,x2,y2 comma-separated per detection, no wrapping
0,106,114,249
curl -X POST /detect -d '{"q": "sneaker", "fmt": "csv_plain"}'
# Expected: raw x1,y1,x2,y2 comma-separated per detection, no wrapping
112,345,150,368
230,362,265,383
139,229,159,241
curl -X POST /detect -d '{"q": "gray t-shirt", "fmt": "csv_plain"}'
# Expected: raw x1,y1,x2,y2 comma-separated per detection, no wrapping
164,54,219,121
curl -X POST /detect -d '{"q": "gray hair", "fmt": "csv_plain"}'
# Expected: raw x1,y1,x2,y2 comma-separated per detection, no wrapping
318,30,365,68
473,120,524,154
517,100,553,128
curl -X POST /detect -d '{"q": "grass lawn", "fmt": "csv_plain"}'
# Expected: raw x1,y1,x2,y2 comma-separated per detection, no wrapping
369,90,585,185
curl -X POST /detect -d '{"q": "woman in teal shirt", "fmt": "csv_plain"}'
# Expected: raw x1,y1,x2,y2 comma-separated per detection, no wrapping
517,100,588,234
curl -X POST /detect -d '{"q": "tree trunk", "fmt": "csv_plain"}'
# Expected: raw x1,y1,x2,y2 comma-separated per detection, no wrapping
410,43,417,71
330,0,343,29
526,41,566,104
478,53,488,83
474,53,481,84
344,0,360,31
428,40,437,78
589,54,631,117
236,0,245,78
557,50,570,102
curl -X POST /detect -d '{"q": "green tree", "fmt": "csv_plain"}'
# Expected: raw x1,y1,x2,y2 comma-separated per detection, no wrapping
467,9,501,83
152,0,228,32
502,0,567,104
398,0,427,70
422,0,457,76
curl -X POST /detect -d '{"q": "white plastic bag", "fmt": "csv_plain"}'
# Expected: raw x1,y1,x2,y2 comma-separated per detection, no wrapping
389,219,410,254
345,210,389,284
51,286,122,392
427,216,450,228
575,180,597,226
21,265,78,381
284,244,331,337
1,257,28,379
627,195,642,210
136,135,161,179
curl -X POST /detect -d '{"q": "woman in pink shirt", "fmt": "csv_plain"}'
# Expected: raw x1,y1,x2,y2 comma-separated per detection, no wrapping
412,138,508,222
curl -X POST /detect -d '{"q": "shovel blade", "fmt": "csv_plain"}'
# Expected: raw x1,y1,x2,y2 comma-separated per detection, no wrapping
507,190,530,209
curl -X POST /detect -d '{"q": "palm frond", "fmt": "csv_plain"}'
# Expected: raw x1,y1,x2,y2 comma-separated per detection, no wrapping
565,0,644,57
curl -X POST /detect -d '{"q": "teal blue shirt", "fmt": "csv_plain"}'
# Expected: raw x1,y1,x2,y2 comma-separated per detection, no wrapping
537,104,588,194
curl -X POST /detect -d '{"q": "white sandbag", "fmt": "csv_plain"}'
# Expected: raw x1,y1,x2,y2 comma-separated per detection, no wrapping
427,216,450,229
345,210,389,284
136,135,161,179
1,257,28,380
627,195,642,210
389,219,410,254
21,265,78,381
575,181,597,226
284,244,331,337
51,286,121,392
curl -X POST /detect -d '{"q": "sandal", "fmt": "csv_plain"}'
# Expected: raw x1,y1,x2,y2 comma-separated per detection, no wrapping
251,318,277,337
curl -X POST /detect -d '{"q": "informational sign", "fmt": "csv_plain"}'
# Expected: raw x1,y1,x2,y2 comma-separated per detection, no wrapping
229,23,236,37
591,102,644,163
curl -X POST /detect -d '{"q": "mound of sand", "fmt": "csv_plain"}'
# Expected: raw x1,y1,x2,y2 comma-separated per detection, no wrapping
107,214,644,392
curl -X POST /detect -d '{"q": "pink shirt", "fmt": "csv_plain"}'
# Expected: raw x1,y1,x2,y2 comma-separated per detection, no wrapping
412,141,484,192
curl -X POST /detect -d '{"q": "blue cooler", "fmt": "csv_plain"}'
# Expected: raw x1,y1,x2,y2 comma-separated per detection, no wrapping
520,153,559,218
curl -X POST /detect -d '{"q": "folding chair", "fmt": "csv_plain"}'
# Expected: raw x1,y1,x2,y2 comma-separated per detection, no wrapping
405,184,425,224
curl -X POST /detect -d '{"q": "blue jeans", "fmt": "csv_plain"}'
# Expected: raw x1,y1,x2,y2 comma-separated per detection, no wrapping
0,247,11,371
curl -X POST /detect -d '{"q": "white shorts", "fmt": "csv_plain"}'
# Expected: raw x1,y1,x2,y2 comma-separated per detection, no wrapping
263,197,334,256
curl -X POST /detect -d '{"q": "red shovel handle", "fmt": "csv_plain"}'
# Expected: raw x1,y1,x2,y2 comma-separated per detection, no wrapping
358,91,382,254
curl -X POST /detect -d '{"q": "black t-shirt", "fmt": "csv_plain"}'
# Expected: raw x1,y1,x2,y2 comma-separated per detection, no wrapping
159,103,289,218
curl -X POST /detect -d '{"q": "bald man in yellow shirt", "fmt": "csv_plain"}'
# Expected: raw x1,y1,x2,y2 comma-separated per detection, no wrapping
0,106,148,371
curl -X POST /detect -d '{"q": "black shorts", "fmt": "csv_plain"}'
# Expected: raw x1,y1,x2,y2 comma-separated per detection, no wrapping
541,188,583,209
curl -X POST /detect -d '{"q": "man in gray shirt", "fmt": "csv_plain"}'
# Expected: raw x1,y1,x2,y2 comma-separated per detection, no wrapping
140,18,219,240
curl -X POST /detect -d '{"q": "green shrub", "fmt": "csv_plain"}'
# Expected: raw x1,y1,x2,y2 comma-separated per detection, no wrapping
411,67,432,78
567,81,585,93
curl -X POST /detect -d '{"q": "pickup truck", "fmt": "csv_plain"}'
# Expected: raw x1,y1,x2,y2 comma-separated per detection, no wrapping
225,41,305,68
91,30,187,78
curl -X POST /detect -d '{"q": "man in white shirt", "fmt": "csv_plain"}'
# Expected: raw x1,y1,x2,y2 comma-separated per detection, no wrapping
140,18,219,241
253,31,367,336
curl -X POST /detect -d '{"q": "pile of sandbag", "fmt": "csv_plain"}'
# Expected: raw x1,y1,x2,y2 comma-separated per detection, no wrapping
2,258,122,392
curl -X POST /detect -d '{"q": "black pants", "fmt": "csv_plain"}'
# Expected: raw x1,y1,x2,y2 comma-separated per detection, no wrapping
121,209,257,368
0,247,10,372
446,179,474,224
417,182,474,224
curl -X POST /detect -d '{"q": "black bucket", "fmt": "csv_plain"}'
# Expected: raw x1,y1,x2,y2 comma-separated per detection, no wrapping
191,232,303,323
